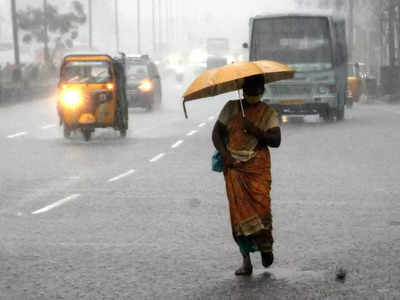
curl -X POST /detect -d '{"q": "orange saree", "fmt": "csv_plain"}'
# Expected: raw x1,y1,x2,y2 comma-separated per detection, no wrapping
219,100,278,254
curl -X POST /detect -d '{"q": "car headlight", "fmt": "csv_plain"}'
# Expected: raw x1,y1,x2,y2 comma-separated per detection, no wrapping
62,90,82,108
138,80,153,92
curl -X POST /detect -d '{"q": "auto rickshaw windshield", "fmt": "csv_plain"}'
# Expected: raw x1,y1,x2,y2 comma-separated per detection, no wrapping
61,60,112,83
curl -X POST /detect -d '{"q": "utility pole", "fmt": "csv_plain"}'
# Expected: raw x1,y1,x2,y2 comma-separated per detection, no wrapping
158,0,163,52
166,0,170,49
137,0,141,53
114,0,120,51
170,0,174,44
88,0,92,49
152,0,156,54
10,0,20,71
348,0,354,62
387,0,396,95
388,1,395,67
43,0,50,66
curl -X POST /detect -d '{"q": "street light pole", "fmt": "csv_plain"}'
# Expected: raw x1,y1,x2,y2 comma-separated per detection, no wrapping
43,0,50,65
10,0,20,69
137,0,141,53
166,0,170,48
152,0,156,54
88,0,92,49
115,0,120,51
348,0,353,61
158,0,163,52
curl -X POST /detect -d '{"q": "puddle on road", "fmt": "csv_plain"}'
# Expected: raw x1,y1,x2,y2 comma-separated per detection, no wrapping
256,267,326,284
187,198,201,208
389,221,400,226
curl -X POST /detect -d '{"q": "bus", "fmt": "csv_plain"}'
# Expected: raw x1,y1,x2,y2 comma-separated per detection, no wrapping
247,13,348,121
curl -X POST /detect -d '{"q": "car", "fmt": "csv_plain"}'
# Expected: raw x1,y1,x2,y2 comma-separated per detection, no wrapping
125,55,162,111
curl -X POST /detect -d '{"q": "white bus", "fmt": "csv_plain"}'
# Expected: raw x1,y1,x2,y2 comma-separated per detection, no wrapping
247,13,348,121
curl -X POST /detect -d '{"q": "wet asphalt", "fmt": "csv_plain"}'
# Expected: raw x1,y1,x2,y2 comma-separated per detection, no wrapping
0,77,400,299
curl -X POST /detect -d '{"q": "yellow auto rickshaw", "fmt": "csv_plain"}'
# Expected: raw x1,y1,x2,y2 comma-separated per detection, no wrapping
57,54,128,141
347,62,363,108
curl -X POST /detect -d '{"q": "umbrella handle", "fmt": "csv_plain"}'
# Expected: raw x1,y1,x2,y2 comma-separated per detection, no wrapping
237,87,245,118
183,99,188,119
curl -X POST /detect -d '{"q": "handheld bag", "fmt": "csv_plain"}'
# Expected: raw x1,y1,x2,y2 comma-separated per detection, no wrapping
212,151,224,173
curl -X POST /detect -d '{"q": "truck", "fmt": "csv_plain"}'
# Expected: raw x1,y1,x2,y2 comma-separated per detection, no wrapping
247,13,348,121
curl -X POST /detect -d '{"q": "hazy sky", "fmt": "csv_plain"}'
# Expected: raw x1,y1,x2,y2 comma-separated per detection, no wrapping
0,0,302,62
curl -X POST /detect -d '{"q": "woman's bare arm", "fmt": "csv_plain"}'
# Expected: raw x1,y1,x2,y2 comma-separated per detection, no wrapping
242,119,281,148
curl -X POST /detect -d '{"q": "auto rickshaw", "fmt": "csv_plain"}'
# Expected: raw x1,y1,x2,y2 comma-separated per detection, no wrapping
347,62,363,108
57,54,128,141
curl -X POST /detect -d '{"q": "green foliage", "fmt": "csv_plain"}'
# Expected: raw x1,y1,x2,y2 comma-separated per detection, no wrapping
17,1,86,51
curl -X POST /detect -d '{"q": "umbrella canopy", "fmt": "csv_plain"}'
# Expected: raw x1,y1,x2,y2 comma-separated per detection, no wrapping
182,60,295,118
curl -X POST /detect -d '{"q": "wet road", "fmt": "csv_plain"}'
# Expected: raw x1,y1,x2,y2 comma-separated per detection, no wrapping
1,78,400,299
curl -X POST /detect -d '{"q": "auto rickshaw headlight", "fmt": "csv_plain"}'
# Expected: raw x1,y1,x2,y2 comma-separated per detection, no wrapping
138,80,153,92
62,90,82,108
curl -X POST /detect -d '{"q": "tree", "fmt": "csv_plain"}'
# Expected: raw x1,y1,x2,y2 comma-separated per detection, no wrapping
17,1,86,66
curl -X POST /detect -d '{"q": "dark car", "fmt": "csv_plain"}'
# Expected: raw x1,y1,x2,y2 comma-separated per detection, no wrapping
126,55,162,111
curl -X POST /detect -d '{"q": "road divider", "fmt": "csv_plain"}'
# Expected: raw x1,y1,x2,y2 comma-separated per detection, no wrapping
108,169,135,183
7,132,28,139
149,153,165,163
32,194,81,215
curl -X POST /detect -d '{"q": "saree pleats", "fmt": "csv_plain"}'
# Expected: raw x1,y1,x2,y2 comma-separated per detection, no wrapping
224,150,273,254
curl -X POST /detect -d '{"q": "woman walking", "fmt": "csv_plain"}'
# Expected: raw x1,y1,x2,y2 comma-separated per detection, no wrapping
212,75,281,276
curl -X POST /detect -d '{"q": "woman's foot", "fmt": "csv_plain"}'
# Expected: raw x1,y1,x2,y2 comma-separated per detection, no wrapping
235,265,253,276
235,253,253,276
261,252,274,268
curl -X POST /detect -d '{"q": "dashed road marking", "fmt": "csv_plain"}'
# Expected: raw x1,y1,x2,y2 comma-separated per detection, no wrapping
186,130,198,136
7,132,27,139
171,140,184,149
198,122,206,128
208,116,215,121
32,194,81,215
149,153,165,163
41,124,56,130
108,169,135,183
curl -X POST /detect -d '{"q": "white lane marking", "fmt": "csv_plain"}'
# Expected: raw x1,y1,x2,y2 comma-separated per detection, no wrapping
171,140,184,149
41,124,56,130
7,132,27,139
32,194,81,215
108,169,135,183
208,116,215,121
149,153,165,163
186,130,198,136
198,122,206,128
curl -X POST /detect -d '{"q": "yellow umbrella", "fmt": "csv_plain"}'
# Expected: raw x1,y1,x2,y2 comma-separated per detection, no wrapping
183,60,295,118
